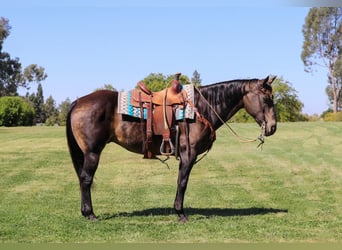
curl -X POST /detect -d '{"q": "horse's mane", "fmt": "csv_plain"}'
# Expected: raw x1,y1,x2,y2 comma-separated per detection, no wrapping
193,79,258,126
196,78,258,104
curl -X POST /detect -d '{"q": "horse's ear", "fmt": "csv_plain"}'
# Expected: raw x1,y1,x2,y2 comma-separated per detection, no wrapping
267,75,277,85
263,76,270,85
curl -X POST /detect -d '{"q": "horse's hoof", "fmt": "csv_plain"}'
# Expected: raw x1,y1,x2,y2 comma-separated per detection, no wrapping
178,215,188,223
88,214,98,221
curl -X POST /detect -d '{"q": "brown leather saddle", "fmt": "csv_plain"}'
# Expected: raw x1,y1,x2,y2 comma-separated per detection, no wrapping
130,81,188,158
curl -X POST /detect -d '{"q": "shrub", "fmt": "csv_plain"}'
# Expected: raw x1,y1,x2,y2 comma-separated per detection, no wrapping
335,112,342,121
0,96,35,126
322,111,342,121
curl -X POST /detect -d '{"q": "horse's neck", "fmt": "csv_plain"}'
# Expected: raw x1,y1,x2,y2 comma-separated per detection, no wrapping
196,82,246,130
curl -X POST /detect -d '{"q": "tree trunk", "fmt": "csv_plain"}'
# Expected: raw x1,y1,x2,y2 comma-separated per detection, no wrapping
329,66,338,113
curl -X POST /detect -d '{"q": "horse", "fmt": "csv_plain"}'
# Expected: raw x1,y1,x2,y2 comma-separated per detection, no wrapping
66,76,277,222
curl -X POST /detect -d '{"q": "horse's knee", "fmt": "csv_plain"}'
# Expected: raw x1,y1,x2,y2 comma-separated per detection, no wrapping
79,171,94,186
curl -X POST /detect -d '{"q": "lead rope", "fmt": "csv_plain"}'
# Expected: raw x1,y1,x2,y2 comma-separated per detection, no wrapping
192,84,265,149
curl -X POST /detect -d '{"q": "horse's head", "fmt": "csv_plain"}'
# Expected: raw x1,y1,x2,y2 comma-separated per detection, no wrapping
243,76,277,136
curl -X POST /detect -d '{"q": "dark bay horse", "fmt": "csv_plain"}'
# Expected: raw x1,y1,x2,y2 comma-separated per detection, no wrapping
66,76,277,222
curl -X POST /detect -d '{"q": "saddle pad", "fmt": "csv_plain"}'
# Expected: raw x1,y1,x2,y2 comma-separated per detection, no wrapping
117,84,195,120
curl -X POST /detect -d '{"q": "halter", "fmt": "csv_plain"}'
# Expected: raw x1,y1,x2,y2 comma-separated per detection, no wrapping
253,80,268,133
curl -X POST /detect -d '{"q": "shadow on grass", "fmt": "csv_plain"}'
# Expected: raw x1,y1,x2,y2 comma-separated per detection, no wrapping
100,207,288,220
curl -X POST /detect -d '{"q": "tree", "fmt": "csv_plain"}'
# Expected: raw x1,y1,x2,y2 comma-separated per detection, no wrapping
0,17,24,97
191,70,202,87
0,17,10,51
141,73,190,91
0,53,22,97
35,83,45,123
44,95,58,126
23,64,48,124
58,98,71,126
23,64,47,86
301,7,342,113
273,77,306,122
94,84,117,92
140,73,166,91
26,83,46,124
0,96,34,126
325,77,342,110
336,46,342,79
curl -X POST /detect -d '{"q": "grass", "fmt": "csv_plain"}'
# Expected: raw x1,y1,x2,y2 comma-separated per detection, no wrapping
0,123,341,243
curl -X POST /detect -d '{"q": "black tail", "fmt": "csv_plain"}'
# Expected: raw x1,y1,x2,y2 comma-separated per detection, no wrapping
66,100,84,176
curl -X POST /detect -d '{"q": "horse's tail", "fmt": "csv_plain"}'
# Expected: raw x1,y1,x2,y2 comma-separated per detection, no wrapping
66,100,84,175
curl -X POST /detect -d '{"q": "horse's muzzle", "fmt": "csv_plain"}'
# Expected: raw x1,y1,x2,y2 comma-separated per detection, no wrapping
265,124,277,136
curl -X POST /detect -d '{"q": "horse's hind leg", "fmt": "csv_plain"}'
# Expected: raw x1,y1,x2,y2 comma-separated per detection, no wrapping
79,152,100,220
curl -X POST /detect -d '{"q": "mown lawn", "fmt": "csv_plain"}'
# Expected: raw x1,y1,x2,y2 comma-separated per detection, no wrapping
0,123,341,243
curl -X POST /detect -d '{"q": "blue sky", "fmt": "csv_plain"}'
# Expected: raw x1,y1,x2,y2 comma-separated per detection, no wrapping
2,0,339,115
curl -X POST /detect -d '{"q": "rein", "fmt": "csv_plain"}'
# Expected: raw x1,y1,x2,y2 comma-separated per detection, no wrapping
193,84,265,149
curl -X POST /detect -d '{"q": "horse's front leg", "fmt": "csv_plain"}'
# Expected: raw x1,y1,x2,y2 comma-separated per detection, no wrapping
174,152,196,222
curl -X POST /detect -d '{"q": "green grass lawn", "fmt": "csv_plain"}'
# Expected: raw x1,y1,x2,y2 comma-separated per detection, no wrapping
0,123,341,243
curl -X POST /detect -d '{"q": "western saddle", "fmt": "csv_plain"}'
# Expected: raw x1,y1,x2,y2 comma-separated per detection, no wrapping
130,73,188,158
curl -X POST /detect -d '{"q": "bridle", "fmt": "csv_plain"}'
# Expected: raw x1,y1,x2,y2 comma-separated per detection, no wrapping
250,80,269,134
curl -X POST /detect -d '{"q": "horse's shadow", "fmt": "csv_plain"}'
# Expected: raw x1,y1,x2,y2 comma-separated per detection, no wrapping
100,207,288,220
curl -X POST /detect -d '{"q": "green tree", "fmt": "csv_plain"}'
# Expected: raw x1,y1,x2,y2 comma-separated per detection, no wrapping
0,17,24,97
191,70,202,87
325,76,342,111
301,7,342,113
35,83,45,123
141,73,190,91
23,64,48,124
140,73,166,91
23,64,47,85
44,95,58,126
0,53,22,97
94,83,117,92
26,83,45,124
0,96,34,126
58,98,71,126
273,77,306,122
336,47,342,79
0,17,10,51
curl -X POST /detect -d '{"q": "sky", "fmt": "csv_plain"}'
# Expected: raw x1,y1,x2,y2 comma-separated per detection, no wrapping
2,0,341,115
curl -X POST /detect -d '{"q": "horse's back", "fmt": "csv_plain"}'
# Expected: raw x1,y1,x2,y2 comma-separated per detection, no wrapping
70,90,118,154
74,90,117,106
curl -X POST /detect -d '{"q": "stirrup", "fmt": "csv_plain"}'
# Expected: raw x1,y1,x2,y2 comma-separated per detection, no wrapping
160,139,175,156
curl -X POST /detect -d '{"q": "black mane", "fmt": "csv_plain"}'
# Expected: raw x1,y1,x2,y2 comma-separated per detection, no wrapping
194,79,258,129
